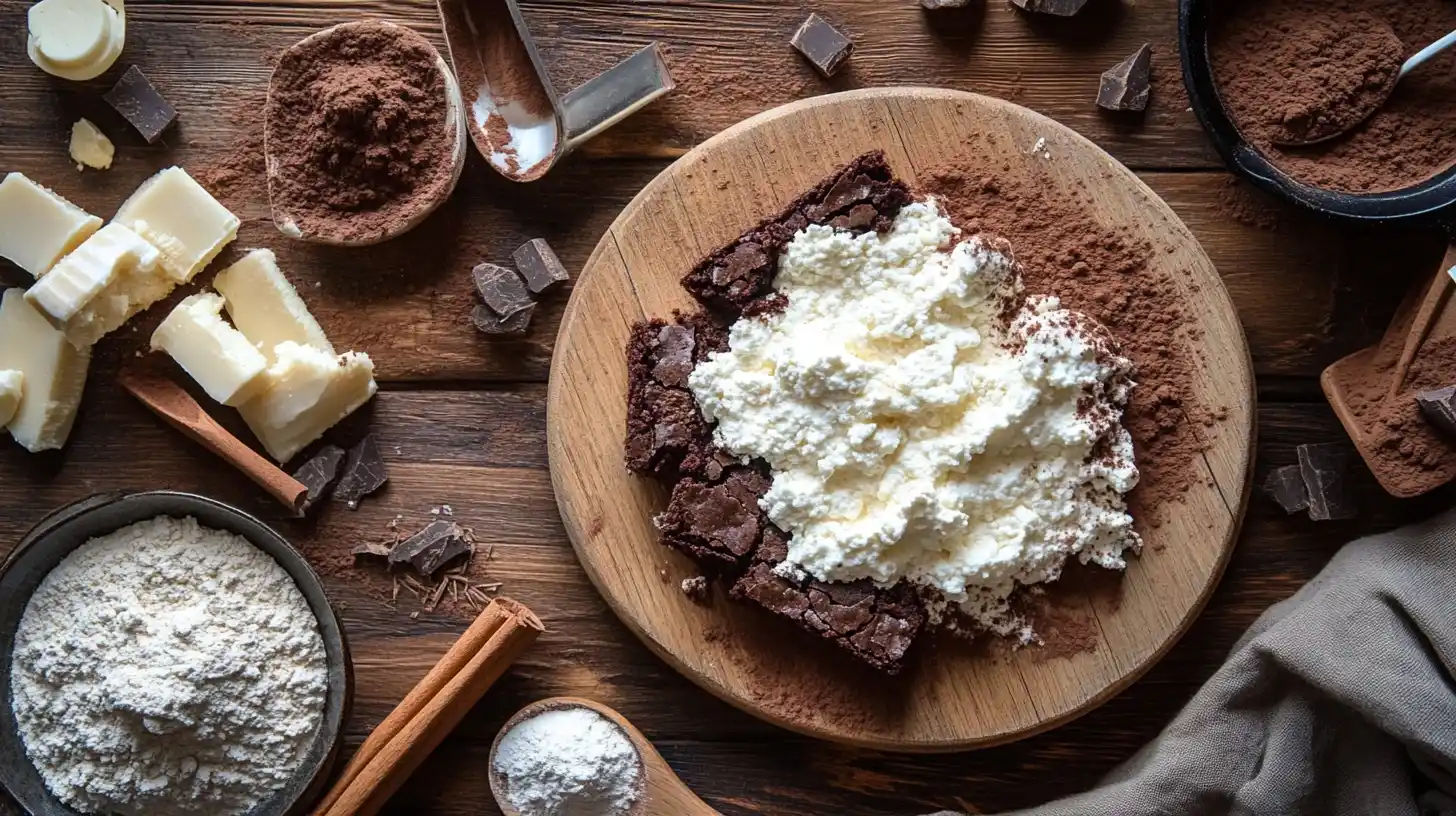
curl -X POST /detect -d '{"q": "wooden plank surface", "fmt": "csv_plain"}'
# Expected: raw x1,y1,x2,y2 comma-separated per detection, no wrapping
0,0,1448,813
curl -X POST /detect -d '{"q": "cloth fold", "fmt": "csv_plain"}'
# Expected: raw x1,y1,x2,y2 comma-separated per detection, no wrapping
935,509,1456,816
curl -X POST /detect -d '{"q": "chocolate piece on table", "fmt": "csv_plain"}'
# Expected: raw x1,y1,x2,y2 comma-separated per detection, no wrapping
1296,443,1357,521
1416,385,1456,439
920,0,971,7
790,13,854,78
333,434,389,509
472,262,533,317
1010,0,1089,15
1098,44,1153,112
389,518,473,577
1263,464,1309,515
293,444,346,512
471,302,535,335
103,66,178,144
512,238,571,294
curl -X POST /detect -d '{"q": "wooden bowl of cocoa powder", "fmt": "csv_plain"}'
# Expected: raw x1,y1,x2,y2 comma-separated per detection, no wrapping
265,20,469,246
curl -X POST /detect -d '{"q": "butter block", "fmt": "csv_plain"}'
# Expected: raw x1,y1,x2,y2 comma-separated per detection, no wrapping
213,249,333,363
114,167,239,282
152,293,269,406
240,343,377,463
69,118,114,170
27,0,125,81
0,371,23,428
0,289,91,452
25,222,160,328
0,173,102,278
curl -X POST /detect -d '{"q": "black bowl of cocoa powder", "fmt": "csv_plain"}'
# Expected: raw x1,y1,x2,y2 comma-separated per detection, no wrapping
1180,0,1456,223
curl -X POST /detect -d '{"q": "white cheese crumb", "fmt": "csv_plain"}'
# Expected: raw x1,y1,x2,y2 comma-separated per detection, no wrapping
689,200,1140,633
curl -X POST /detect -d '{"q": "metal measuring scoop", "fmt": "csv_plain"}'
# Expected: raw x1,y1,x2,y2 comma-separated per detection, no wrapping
1273,25,1456,147
436,0,675,182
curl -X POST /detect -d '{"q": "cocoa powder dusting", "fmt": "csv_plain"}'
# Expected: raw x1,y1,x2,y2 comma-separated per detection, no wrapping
922,161,1214,526
266,21,452,242
1211,0,1456,193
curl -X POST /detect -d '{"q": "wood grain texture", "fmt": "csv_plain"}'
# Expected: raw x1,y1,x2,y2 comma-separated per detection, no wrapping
548,89,1254,750
0,0,1447,812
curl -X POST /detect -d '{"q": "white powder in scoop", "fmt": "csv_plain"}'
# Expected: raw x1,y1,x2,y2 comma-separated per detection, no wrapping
689,199,1140,636
493,706,642,816
9,515,327,815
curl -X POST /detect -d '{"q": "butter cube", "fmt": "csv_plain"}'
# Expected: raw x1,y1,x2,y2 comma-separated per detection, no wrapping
69,118,114,170
0,370,23,428
0,289,91,452
26,222,161,329
152,293,269,406
213,250,334,363
114,167,239,282
240,343,377,462
0,173,102,278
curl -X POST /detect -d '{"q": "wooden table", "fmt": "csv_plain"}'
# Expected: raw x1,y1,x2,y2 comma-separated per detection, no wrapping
1,1,1451,813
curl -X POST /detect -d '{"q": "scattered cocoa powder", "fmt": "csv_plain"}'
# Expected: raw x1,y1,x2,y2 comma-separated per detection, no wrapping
1210,0,1456,194
1326,305,1456,497
921,158,1215,528
265,21,453,243
1215,177,1282,231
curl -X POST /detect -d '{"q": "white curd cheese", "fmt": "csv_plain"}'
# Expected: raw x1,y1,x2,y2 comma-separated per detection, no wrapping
688,200,1140,634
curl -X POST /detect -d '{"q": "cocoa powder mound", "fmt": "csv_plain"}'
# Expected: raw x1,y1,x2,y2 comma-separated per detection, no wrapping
266,21,452,242
1327,327,1456,497
921,165,1215,526
1210,0,1456,194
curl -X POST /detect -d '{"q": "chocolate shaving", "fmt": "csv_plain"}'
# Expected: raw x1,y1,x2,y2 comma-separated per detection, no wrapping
1098,44,1153,112
333,434,389,509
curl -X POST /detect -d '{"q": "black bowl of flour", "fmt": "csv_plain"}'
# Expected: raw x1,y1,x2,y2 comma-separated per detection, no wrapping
0,491,353,816
1179,0,1456,224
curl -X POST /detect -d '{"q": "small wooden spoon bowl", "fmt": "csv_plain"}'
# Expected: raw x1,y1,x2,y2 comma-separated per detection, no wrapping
488,697,718,816
265,21,468,247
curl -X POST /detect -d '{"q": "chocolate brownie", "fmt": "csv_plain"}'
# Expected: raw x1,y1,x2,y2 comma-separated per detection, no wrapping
624,151,925,673
682,151,912,316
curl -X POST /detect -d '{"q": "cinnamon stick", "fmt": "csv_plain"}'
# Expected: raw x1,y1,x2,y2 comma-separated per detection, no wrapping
313,598,542,816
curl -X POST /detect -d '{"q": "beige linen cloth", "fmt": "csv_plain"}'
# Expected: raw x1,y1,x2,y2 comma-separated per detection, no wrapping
930,510,1456,816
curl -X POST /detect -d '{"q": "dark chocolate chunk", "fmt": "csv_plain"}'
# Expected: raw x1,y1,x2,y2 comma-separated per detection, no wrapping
710,243,770,287
472,303,535,335
511,238,571,294
1010,0,1088,15
1417,385,1456,439
333,434,389,510
1297,443,1357,521
920,0,971,7
472,262,533,317
1263,465,1309,515
389,518,474,577
103,66,178,144
1098,44,1153,112
293,444,346,512
790,13,854,77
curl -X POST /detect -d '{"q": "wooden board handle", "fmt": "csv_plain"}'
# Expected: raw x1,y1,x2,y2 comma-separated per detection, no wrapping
118,367,308,512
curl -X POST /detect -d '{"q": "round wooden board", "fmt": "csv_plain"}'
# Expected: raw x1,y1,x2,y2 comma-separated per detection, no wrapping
546,88,1255,752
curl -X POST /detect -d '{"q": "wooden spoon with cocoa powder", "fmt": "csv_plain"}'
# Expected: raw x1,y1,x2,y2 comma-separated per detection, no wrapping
1274,24,1456,147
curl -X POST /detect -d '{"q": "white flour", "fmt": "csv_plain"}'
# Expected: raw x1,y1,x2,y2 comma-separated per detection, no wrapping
9,515,327,815
493,706,642,816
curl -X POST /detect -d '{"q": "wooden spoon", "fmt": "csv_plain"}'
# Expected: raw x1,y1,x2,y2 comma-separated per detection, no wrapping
265,21,468,246
1274,25,1456,147
489,697,719,816
118,366,308,512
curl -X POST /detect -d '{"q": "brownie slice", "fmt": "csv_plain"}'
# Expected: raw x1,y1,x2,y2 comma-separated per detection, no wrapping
655,466,772,572
683,151,913,316
733,563,925,674
624,314,730,481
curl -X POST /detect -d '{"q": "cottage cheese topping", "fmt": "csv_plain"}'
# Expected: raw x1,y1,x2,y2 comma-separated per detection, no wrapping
688,200,1140,633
